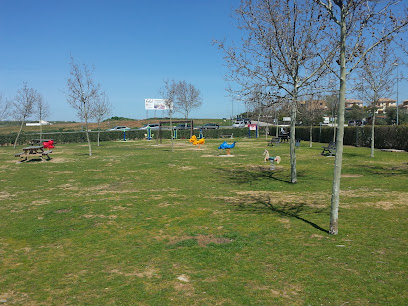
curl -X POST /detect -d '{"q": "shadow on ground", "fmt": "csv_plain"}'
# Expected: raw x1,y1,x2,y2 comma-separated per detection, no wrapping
235,194,329,234
215,166,292,184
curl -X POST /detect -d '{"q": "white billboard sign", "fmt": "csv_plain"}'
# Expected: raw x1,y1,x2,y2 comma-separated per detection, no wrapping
145,99,172,110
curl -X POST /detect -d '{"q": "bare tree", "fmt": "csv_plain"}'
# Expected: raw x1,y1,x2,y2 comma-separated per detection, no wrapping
298,98,325,147
356,46,397,157
316,0,408,234
35,94,50,143
174,80,202,119
0,93,12,120
159,79,177,151
12,83,41,148
65,56,102,156
93,92,112,146
215,0,335,184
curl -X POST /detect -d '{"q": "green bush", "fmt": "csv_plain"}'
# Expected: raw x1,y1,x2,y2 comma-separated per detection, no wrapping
1,125,406,151
295,125,407,151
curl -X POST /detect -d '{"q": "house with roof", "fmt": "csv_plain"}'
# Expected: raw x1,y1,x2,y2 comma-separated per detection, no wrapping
400,100,408,110
345,99,363,109
298,100,327,111
376,98,396,114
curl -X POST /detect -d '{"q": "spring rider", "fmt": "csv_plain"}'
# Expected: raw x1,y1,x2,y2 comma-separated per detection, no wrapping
263,149,281,170
218,141,236,156
189,135,205,148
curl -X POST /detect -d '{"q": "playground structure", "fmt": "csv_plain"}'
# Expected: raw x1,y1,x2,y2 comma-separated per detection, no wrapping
43,140,55,149
263,149,281,170
218,141,236,156
157,120,194,144
189,135,205,148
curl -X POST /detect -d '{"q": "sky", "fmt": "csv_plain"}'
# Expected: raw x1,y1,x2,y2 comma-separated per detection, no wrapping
0,0,246,121
1,0,407,122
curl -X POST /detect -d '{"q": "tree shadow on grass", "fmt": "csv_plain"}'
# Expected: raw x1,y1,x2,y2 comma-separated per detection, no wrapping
235,194,329,234
215,166,292,184
365,164,408,176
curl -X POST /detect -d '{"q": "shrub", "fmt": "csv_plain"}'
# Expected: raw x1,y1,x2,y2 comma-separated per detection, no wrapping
295,125,407,151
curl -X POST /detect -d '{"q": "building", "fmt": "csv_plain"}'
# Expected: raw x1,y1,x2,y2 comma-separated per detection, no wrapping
400,100,408,110
299,100,327,111
26,120,53,126
345,99,363,109
376,98,396,114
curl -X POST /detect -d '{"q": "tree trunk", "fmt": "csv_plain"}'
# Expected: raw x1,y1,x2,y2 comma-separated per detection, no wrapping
309,124,313,147
329,6,347,235
371,110,375,158
83,101,92,156
290,93,297,184
97,122,100,147
39,115,43,143
14,120,25,149
170,110,174,152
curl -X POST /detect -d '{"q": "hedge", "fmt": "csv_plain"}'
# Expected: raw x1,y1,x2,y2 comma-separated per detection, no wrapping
1,126,406,151
294,125,408,151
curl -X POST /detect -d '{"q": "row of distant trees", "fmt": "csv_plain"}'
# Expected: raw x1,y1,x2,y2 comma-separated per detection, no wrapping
0,55,203,156
0,56,113,153
0,84,51,149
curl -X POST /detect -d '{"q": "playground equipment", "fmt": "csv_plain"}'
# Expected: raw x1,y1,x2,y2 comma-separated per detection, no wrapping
189,135,205,148
218,141,236,156
43,140,54,149
263,149,281,170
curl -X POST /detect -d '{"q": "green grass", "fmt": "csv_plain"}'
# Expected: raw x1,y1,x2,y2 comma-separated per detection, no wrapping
0,138,407,304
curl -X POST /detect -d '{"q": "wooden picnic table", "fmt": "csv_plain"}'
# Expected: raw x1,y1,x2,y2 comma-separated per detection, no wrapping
30,139,54,145
15,145,52,162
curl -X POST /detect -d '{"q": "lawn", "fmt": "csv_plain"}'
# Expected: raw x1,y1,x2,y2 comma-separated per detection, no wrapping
0,138,407,304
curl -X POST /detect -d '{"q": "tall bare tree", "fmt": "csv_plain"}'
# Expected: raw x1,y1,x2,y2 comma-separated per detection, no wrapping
298,98,325,147
174,80,202,119
316,0,408,234
216,0,335,184
0,93,11,121
35,94,50,143
12,83,41,148
356,46,397,157
65,56,102,156
159,79,177,151
93,92,112,146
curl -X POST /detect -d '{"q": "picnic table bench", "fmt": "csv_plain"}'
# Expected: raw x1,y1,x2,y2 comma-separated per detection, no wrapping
322,141,336,156
220,133,233,138
268,137,280,146
15,145,53,162
30,139,54,145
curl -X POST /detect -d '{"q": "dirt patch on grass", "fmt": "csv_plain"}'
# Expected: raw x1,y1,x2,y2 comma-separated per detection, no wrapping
31,199,51,206
109,266,160,278
341,174,363,178
48,157,74,163
0,191,12,200
180,166,195,171
277,218,291,228
168,235,233,247
82,214,117,219
55,208,72,214
57,183,79,190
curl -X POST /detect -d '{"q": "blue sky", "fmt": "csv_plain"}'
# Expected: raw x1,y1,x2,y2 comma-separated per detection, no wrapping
1,0,407,121
0,0,246,121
